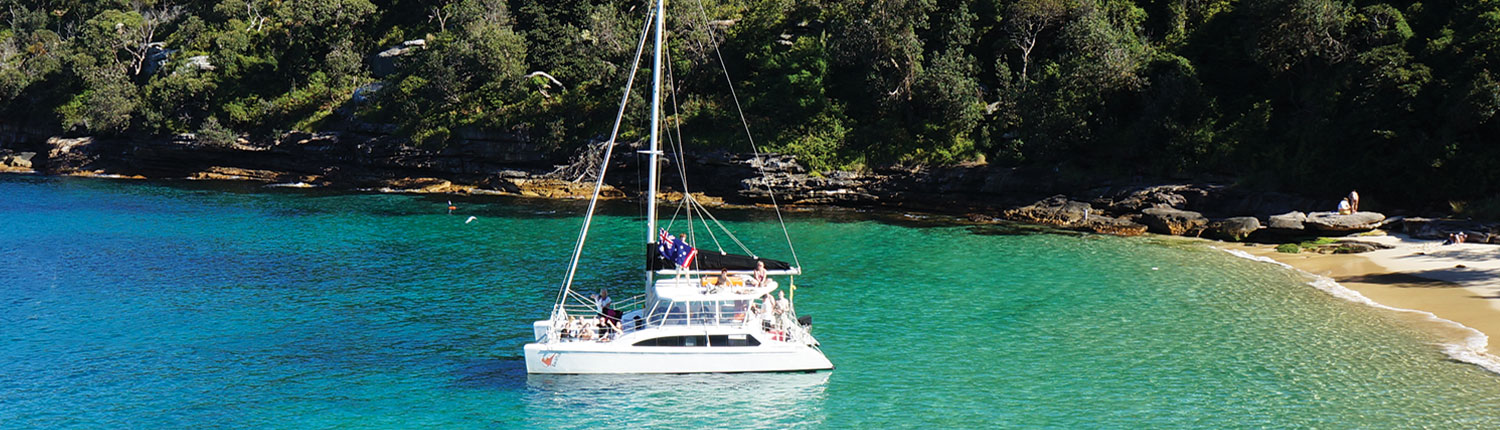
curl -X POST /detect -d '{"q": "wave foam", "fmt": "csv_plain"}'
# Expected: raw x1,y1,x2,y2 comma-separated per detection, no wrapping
1221,248,1500,375
265,182,315,188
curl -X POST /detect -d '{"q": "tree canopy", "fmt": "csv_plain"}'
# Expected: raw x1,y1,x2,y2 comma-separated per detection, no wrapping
2,0,1498,207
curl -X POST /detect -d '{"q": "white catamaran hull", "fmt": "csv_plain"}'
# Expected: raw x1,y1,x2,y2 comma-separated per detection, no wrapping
523,343,833,374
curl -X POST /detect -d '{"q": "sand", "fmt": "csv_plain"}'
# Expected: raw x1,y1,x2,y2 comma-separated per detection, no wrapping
1231,233,1500,360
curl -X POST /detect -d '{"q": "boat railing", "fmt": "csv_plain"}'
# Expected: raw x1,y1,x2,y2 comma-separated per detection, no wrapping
557,294,647,318
549,301,813,345
613,294,646,311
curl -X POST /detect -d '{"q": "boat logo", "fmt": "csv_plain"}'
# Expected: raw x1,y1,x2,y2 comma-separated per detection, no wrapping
540,353,559,367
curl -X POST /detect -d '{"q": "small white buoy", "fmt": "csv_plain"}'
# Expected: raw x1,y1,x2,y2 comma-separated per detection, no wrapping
1151,267,1159,271
465,216,477,224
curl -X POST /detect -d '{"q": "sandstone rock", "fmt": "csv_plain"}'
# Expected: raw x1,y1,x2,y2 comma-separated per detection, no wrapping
189,167,284,182
660,191,724,206
1082,215,1149,236
735,154,877,205
44,137,99,173
1094,184,1214,214
1267,211,1307,230
0,150,36,172
1003,195,1092,226
375,177,479,194
516,178,623,199
1139,207,1208,235
1304,211,1386,232
1208,216,1262,240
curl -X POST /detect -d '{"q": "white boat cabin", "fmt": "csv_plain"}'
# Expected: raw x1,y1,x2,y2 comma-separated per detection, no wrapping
533,272,810,347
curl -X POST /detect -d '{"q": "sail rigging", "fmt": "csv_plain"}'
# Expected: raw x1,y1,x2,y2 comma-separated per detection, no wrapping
524,0,832,375
553,0,807,316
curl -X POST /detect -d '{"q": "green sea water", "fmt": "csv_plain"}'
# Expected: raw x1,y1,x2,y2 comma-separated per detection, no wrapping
3,175,1500,429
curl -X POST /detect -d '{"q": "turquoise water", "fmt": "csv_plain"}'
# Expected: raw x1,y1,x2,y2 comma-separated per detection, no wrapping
4,175,1500,428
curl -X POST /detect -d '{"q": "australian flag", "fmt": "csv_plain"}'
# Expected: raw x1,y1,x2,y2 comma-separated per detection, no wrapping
657,229,697,269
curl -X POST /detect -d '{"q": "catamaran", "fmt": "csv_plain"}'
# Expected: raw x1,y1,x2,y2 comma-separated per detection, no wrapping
521,0,833,374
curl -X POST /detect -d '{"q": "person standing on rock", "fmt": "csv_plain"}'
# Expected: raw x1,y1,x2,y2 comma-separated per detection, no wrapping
1348,190,1360,213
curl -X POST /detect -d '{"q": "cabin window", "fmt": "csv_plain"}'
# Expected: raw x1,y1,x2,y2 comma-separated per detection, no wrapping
709,334,761,347
633,335,708,347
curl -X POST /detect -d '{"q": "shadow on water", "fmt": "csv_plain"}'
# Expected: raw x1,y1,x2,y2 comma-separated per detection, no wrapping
452,356,530,391
965,222,1076,237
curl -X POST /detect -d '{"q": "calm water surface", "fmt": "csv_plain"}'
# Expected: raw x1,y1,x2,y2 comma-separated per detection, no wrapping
3,175,1499,428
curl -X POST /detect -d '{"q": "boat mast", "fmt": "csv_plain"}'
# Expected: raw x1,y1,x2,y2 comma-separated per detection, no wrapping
645,0,666,283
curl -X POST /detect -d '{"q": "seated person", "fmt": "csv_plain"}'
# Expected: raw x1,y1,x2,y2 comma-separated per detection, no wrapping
752,261,768,286
716,268,733,286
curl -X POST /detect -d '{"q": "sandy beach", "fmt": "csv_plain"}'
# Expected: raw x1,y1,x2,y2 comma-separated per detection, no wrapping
1230,232,1500,364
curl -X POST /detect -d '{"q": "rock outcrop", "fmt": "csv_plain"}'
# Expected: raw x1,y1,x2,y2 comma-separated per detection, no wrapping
1139,207,1208,235
1304,211,1386,232
1000,195,1148,236
1207,216,1262,240
0,149,36,172
4,129,1493,248
1004,195,1092,226
1267,211,1308,230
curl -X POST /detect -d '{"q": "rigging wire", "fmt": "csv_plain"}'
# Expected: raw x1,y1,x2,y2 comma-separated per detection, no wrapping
689,196,755,256
659,19,758,259
554,3,657,310
664,39,722,253
689,0,802,269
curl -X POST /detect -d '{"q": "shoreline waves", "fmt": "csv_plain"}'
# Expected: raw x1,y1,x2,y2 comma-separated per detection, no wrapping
1220,235,1500,375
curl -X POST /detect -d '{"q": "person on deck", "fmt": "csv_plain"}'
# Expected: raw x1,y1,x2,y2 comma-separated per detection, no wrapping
777,291,791,316
752,261,768,287
674,234,693,276
716,268,732,287
761,293,779,333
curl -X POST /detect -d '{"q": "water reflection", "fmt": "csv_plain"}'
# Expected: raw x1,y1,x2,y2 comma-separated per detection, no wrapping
522,372,830,428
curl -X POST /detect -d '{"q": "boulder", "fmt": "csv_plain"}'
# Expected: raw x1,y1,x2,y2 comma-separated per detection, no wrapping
1003,195,1092,227
1304,211,1386,232
0,150,36,172
1139,207,1208,235
1081,215,1149,236
1267,211,1307,230
1208,216,1262,240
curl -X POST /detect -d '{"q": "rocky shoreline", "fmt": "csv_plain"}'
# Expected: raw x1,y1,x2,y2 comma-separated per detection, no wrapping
3,130,1496,246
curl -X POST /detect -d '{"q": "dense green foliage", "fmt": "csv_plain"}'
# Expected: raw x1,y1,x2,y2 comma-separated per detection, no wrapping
2,0,1497,205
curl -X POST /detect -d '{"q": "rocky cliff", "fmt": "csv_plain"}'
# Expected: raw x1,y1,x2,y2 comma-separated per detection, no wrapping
4,131,1496,245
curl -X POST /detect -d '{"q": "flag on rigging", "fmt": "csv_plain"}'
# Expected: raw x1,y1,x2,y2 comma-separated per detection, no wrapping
657,229,676,259
674,240,698,269
656,229,697,269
